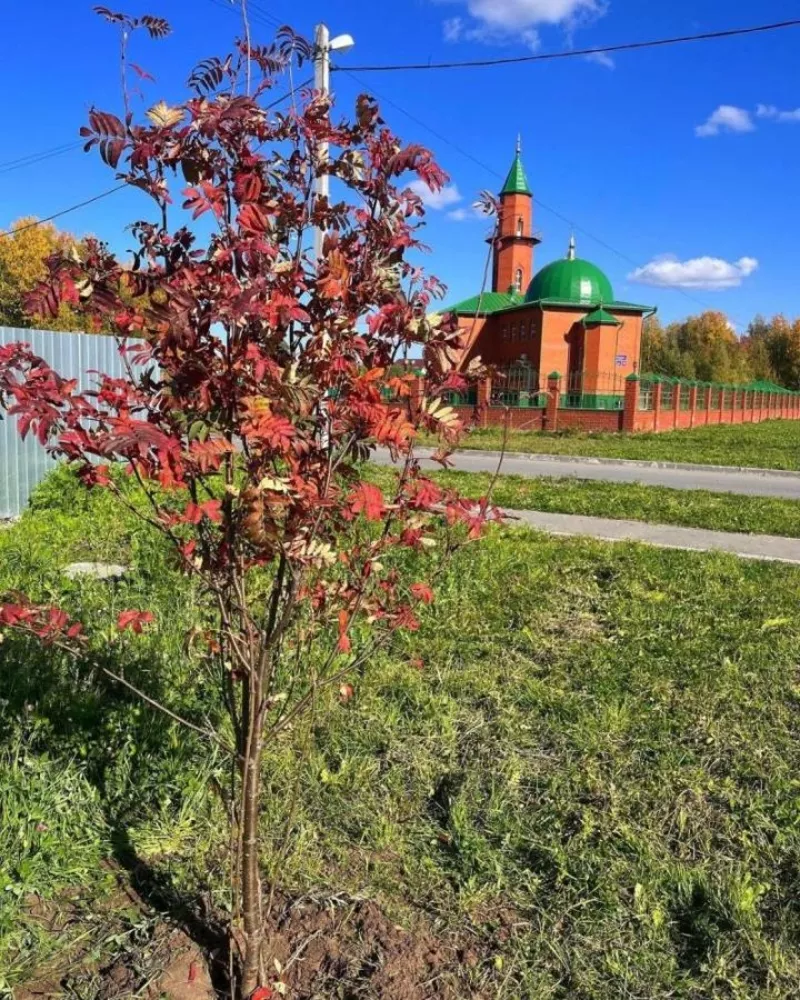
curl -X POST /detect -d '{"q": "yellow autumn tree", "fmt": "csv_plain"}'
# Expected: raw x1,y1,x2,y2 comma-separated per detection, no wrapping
0,218,86,331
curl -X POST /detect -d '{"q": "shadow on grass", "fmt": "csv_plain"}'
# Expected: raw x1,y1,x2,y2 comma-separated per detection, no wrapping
109,824,233,996
0,633,235,995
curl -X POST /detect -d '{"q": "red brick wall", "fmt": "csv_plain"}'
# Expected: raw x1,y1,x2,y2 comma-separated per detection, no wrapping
557,409,623,432
467,306,543,367
494,193,534,294
402,383,800,437
630,391,800,434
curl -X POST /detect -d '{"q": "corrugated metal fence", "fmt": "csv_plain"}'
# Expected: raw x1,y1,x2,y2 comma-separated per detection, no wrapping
0,327,128,518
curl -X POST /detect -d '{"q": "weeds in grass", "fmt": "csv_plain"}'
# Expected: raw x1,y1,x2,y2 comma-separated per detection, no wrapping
4,469,800,996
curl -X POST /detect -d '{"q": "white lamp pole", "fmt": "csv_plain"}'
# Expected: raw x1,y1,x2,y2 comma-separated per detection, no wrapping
312,23,354,261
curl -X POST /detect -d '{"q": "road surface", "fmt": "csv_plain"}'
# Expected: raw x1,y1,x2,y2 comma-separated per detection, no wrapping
373,447,800,500
504,508,800,564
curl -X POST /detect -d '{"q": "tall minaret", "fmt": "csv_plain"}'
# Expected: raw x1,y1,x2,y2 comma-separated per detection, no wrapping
491,136,541,295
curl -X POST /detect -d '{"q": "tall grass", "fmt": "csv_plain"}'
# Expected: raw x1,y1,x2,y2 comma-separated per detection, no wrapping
3,467,800,996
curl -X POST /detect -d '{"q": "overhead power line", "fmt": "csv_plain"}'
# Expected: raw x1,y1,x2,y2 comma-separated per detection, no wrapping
0,141,83,177
340,69,750,325
197,1,757,325
0,186,128,239
338,18,800,73
0,82,308,241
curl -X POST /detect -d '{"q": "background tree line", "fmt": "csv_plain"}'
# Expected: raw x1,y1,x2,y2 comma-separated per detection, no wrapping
0,218,89,331
4,215,800,387
0,217,147,334
641,311,800,388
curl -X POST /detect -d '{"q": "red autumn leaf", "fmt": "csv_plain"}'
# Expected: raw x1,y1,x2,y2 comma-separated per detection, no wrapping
238,203,270,234
410,582,434,604
250,988,274,1000
184,499,223,524
117,610,155,634
131,62,156,82
337,609,351,653
348,483,385,522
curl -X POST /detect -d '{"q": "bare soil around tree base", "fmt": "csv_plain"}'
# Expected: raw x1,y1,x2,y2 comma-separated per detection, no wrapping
15,886,499,1000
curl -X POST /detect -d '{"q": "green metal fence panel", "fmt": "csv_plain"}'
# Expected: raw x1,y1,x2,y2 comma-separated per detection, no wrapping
491,364,545,409
443,389,477,406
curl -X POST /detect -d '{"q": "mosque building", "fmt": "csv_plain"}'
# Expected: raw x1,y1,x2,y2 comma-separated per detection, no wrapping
447,141,656,398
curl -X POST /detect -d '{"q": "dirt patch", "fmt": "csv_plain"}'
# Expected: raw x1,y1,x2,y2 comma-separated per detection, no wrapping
262,893,482,999
14,888,495,999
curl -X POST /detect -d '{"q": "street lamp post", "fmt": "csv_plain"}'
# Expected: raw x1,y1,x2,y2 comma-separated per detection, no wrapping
312,23,354,261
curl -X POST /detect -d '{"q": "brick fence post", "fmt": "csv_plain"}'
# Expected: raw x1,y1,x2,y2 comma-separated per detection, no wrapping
408,375,424,420
688,383,699,429
703,385,712,425
476,377,492,429
622,374,640,433
544,372,561,432
652,379,663,432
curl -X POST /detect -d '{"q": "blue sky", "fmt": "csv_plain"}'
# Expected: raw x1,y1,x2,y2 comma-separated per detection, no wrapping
2,0,799,328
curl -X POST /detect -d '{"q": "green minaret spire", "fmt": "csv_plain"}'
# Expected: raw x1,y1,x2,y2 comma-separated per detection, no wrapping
500,135,532,196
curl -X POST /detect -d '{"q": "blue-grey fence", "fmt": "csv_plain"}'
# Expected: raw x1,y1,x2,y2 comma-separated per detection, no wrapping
0,327,129,518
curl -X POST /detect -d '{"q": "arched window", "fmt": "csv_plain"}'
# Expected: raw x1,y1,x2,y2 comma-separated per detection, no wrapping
514,267,523,293
517,217,524,237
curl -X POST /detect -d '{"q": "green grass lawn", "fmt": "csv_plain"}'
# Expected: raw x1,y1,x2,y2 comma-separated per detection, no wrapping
4,469,800,997
369,466,800,537
435,420,800,470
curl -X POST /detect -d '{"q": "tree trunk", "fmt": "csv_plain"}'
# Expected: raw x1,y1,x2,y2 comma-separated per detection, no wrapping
240,700,265,996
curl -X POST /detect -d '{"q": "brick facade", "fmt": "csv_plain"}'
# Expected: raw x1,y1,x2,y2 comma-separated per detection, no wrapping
402,376,800,437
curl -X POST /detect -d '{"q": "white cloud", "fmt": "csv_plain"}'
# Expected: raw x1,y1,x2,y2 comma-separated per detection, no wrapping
695,105,755,138
468,0,603,29
447,205,486,221
408,180,462,210
584,49,614,69
443,16,463,41
628,254,759,291
439,0,605,50
757,103,800,123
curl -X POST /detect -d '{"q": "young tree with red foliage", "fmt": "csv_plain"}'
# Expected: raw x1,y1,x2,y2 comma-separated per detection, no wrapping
0,11,498,995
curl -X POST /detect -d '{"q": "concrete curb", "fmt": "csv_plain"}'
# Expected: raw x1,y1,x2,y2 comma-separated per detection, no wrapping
415,447,800,480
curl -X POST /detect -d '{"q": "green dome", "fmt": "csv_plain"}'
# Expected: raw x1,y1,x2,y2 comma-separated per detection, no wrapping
526,239,614,305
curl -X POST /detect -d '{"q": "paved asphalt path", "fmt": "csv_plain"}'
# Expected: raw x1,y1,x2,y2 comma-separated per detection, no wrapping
372,447,800,563
504,509,800,565
373,447,800,500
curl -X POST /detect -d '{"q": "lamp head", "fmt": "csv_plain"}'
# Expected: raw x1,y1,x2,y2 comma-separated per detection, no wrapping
329,32,355,53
